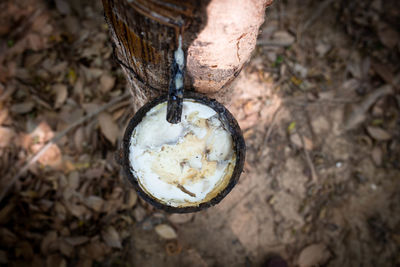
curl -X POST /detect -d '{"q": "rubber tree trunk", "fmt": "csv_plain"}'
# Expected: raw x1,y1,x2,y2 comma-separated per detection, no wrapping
102,0,272,110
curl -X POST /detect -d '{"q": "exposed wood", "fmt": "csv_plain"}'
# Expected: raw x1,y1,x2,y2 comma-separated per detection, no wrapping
102,0,272,110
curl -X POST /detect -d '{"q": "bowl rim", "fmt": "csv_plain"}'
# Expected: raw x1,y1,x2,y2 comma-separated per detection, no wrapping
122,91,245,213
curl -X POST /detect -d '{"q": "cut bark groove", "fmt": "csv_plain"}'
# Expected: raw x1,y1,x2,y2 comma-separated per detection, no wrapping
102,0,273,110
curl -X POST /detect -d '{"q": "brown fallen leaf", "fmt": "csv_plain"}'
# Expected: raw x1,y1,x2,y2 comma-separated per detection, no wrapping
82,241,109,260
64,236,89,246
76,258,93,267
378,22,400,49
0,202,15,224
290,133,314,150
366,126,391,141
0,250,7,264
297,243,331,267
74,126,85,152
67,171,80,190
41,231,58,254
53,84,68,109
98,112,119,145
372,61,395,85
15,241,34,260
21,121,63,168
67,204,90,219
10,101,35,114
133,206,147,222
46,254,67,267
155,224,177,240
371,146,383,166
55,0,71,15
58,240,74,257
0,127,15,147
0,228,17,246
257,30,295,46
54,202,67,220
100,74,116,93
125,189,137,209
84,196,104,212
0,109,9,125
101,226,122,249
343,85,392,131
168,213,194,224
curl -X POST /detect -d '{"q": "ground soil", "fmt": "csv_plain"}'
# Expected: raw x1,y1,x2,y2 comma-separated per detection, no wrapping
0,0,399,266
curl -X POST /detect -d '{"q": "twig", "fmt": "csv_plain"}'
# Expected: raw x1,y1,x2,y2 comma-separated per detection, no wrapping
297,0,335,43
264,106,282,144
256,106,282,160
299,133,318,183
301,0,335,33
0,92,131,203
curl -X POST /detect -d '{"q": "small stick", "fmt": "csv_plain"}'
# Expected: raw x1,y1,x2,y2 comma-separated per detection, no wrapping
0,92,131,203
177,184,196,197
264,106,282,144
256,106,282,160
299,133,318,183
301,0,335,34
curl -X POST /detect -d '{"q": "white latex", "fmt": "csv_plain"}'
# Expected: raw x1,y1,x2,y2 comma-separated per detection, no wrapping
129,100,234,207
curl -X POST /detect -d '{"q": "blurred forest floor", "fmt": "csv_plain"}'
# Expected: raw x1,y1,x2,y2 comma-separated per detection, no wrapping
0,0,399,266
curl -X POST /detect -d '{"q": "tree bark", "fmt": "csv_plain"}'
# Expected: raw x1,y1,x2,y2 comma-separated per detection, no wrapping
102,0,272,110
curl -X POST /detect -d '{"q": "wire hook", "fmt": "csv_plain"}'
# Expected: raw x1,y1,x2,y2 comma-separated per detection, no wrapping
167,35,185,123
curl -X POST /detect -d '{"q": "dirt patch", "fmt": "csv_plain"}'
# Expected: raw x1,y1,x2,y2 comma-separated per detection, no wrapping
0,0,399,266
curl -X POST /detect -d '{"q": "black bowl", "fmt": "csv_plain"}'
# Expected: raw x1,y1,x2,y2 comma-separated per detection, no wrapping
122,92,245,213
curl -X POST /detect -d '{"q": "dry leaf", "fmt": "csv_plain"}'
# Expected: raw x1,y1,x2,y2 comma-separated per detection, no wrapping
10,101,35,114
98,112,119,145
378,22,400,49
0,127,15,147
316,42,331,57
67,171,80,190
0,228,17,246
54,202,67,220
110,187,123,200
55,0,71,15
67,204,90,219
133,206,146,222
100,74,116,93
343,85,392,131
0,109,9,125
0,203,15,225
311,116,330,135
15,241,34,260
41,231,58,254
74,127,85,152
21,121,63,167
0,250,7,264
168,213,194,224
64,236,89,246
58,240,74,257
155,224,177,240
272,31,295,46
297,243,331,267
366,126,391,141
125,189,137,209
258,30,295,46
102,226,122,249
290,134,314,150
54,84,68,109
371,146,383,166
76,258,93,267
84,196,104,212
46,254,67,267
372,61,395,85
83,242,107,259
